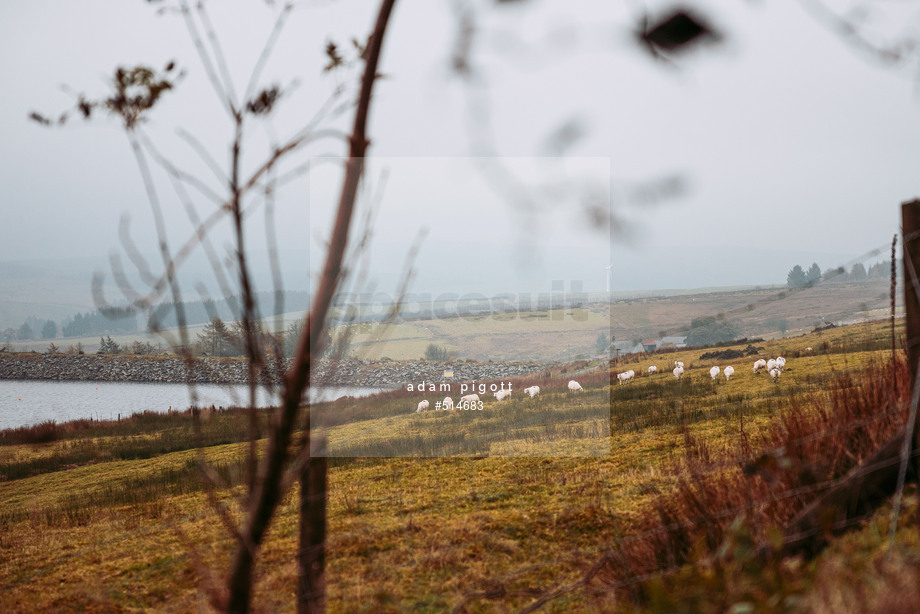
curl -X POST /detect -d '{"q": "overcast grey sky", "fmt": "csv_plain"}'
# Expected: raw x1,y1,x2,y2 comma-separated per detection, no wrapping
1,0,919,299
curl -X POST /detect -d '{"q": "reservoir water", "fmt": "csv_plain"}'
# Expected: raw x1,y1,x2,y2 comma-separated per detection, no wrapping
0,380,386,431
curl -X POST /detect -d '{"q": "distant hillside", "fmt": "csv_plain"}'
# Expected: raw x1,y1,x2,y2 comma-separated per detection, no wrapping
2,251,897,363
0,255,312,333
0,259,108,331
147,291,311,330
321,278,900,363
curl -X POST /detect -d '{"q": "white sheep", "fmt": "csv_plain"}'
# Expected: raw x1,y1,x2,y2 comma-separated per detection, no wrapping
674,361,685,370
753,359,767,373
617,370,635,385
443,396,454,410
648,365,658,375
709,366,720,380
769,368,780,382
524,385,540,398
568,380,584,392
459,393,481,403
805,347,813,352
724,366,735,381
416,400,429,413
766,359,777,372
494,389,511,401
673,366,684,380
775,356,786,371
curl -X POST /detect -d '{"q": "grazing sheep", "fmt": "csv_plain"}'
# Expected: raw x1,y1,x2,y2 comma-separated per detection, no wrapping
568,380,584,392
673,366,684,380
524,385,540,398
443,396,454,410
767,359,778,373
709,366,720,380
775,356,786,371
805,347,813,352
769,368,780,382
674,361,685,370
753,359,767,373
416,400,430,413
724,366,735,381
648,365,658,375
494,389,511,401
459,393,481,404
617,370,635,385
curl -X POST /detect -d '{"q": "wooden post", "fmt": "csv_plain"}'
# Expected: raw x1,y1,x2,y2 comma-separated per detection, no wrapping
903,198,920,473
781,200,920,557
892,235,898,359
298,440,327,614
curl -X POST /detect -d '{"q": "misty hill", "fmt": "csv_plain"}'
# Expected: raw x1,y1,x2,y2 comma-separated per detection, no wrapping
0,258,109,332
0,253,313,332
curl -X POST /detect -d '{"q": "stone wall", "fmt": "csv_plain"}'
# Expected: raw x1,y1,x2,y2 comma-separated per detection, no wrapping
0,353,546,387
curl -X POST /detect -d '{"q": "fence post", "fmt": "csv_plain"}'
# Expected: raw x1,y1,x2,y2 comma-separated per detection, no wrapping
298,438,327,614
902,199,920,472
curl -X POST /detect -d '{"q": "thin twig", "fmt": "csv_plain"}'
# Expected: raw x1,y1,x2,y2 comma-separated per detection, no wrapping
175,127,231,193
244,2,295,105
178,0,235,116
148,136,237,305
197,1,240,113
117,214,158,287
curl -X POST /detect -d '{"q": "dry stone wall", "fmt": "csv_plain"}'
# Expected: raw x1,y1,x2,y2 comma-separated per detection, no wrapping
0,353,546,388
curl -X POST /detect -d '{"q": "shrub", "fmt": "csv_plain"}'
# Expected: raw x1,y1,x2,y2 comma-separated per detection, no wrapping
423,343,450,361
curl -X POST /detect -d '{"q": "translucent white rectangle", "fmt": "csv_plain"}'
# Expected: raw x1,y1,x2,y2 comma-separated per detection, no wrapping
308,157,612,457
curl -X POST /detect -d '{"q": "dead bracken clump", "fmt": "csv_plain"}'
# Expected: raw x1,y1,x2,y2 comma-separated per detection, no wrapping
590,353,911,604
1,419,60,445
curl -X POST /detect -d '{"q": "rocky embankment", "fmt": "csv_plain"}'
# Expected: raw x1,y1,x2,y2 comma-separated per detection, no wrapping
0,353,546,387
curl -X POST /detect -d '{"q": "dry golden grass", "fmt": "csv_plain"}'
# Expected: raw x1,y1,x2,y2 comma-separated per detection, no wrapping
0,319,914,612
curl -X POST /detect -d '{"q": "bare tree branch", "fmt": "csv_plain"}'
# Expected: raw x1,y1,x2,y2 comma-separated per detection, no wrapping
225,2,399,611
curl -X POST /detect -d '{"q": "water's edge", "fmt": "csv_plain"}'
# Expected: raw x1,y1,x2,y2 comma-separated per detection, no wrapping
0,380,391,431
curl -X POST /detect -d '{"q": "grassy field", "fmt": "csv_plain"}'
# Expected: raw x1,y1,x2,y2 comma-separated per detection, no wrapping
0,318,916,611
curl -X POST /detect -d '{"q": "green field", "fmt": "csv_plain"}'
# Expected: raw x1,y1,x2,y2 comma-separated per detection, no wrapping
1,318,917,611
